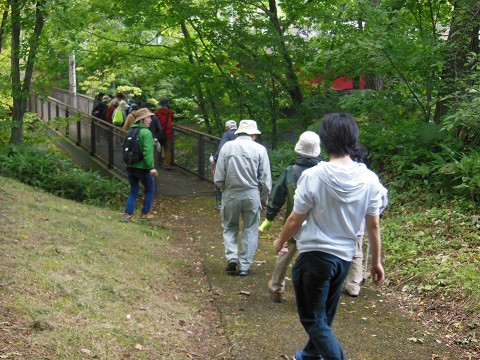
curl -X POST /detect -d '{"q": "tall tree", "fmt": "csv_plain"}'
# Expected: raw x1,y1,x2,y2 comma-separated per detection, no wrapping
433,0,480,124
0,3,8,54
10,0,46,144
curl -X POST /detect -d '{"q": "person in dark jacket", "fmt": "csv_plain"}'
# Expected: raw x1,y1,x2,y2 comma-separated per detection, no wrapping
211,120,238,209
260,131,322,303
124,108,159,223
213,120,238,160
92,95,110,120
147,103,163,148
92,92,105,111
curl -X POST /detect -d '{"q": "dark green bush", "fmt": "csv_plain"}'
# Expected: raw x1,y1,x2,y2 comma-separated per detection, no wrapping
0,144,128,207
268,140,299,181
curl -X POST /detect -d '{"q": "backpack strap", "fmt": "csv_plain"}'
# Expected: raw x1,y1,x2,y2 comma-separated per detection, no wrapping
292,164,302,181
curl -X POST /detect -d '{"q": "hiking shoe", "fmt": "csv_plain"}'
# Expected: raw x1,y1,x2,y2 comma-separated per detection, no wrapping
294,350,323,360
164,166,171,170
140,213,154,221
346,290,360,297
238,269,250,276
226,260,237,273
123,214,136,223
267,280,286,303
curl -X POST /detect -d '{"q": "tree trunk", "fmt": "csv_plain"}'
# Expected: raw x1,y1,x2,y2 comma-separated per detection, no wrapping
269,77,279,150
433,0,480,124
179,21,212,132
267,0,304,121
10,0,45,144
10,0,23,144
0,6,9,54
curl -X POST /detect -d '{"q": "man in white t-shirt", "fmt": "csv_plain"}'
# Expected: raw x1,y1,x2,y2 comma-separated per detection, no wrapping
274,113,386,360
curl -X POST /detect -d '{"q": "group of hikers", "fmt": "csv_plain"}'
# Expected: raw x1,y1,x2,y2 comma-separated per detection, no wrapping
121,108,388,360
91,92,175,171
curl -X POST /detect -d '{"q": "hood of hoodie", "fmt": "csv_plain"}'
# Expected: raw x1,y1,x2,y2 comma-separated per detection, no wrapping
316,162,372,204
294,155,322,168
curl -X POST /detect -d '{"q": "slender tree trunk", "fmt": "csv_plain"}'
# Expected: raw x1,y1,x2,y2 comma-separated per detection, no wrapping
10,0,45,144
433,0,480,124
205,89,222,132
179,20,212,132
267,0,304,117
269,77,279,150
0,6,9,54
187,20,255,120
10,0,23,144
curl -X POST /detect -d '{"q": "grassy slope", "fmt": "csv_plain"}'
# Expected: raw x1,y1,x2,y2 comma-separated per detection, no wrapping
380,202,479,358
0,177,229,359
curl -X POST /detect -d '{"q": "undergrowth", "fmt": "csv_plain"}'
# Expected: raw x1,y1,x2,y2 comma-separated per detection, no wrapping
0,119,127,207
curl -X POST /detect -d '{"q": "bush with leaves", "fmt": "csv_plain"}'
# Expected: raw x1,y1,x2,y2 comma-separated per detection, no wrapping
0,144,128,207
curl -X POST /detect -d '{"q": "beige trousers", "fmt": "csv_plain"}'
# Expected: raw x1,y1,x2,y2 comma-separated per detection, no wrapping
270,238,297,293
345,235,364,296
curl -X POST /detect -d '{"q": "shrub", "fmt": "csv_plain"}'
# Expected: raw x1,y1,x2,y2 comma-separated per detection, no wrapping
0,144,128,207
268,141,298,180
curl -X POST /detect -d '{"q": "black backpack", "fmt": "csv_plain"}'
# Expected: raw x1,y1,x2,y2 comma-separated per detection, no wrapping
123,127,143,165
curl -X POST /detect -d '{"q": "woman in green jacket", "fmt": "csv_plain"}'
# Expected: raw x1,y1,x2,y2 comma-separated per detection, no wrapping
124,108,158,222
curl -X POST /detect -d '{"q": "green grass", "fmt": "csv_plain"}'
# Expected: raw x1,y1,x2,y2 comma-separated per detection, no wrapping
0,177,227,359
381,204,479,314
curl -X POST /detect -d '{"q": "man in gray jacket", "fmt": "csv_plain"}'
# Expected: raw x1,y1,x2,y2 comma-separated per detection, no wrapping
214,120,272,276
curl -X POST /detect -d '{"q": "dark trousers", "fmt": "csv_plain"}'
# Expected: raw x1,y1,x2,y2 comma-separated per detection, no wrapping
292,251,351,360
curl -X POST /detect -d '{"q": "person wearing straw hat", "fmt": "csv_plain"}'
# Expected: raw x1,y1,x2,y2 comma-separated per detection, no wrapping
260,131,322,303
214,120,272,276
123,108,158,223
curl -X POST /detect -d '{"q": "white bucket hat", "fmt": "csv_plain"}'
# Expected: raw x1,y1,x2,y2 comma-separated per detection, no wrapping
294,131,321,157
235,120,261,135
225,120,237,129
118,100,129,111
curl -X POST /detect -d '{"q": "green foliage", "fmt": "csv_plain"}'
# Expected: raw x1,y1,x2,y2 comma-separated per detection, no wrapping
442,54,480,140
339,89,420,123
358,116,480,207
268,141,297,180
382,205,479,314
0,144,127,207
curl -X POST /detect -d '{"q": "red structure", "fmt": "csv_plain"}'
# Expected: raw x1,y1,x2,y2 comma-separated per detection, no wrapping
310,76,365,91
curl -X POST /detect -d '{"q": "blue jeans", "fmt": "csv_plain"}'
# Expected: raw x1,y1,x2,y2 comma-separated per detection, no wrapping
292,252,351,360
125,168,155,216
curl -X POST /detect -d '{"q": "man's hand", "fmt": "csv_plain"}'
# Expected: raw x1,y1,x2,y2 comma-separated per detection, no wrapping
273,211,307,255
261,199,268,208
150,169,158,178
273,238,286,254
370,262,385,285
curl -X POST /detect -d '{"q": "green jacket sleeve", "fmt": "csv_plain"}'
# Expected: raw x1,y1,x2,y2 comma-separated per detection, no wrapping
265,168,289,221
140,128,155,170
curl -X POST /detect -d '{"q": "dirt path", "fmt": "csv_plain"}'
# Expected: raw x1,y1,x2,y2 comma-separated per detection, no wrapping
158,195,460,360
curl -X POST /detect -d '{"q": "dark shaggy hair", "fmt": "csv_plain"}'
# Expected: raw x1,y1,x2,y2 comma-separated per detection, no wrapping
351,143,369,165
318,113,359,157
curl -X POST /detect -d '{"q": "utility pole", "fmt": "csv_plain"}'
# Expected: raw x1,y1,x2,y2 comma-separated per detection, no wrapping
68,54,77,109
